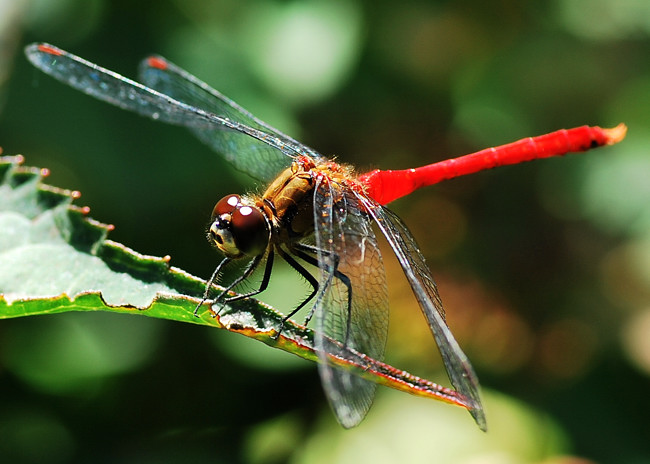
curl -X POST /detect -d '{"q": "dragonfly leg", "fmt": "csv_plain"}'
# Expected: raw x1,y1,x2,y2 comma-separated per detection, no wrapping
209,251,272,320
273,246,319,338
292,243,354,346
195,252,268,318
221,249,274,303
194,256,231,316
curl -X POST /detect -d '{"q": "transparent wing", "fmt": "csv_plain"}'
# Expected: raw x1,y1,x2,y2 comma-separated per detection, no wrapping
311,177,389,428
25,43,305,182
139,55,326,181
357,194,487,431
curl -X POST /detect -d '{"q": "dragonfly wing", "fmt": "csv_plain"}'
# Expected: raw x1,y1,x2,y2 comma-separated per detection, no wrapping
24,43,296,182
358,196,487,431
311,177,389,428
139,55,326,181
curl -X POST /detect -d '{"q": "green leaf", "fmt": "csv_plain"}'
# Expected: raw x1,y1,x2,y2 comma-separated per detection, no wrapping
0,155,477,417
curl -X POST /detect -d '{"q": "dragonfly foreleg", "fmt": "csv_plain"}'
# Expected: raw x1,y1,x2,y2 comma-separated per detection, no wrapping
195,251,270,318
194,256,232,316
218,250,273,305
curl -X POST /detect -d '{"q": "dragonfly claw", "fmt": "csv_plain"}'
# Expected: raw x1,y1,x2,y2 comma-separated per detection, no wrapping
272,315,291,340
192,301,204,317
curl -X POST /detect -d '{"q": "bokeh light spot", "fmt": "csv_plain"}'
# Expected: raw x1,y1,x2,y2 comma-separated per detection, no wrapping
622,308,650,375
557,0,650,40
241,0,363,105
1,312,163,394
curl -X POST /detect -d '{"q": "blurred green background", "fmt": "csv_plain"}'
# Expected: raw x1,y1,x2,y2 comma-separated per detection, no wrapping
1,0,649,462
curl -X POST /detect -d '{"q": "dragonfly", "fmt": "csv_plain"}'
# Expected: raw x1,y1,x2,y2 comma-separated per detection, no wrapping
25,42,626,430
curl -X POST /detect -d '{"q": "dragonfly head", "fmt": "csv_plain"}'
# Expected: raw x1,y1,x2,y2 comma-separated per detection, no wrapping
208,194,269,258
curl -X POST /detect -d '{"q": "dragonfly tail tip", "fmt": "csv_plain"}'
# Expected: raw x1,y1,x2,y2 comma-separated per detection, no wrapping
603,123,628,145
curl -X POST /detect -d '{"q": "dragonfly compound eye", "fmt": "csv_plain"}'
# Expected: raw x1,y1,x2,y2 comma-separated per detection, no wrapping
230,205,269,256
208,196,269,258
212,194,241,220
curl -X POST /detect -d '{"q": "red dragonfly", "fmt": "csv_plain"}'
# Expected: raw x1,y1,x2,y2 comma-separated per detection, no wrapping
25,43,626,430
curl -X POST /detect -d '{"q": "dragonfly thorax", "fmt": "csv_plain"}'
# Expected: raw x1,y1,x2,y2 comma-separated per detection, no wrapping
208,194,269,258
